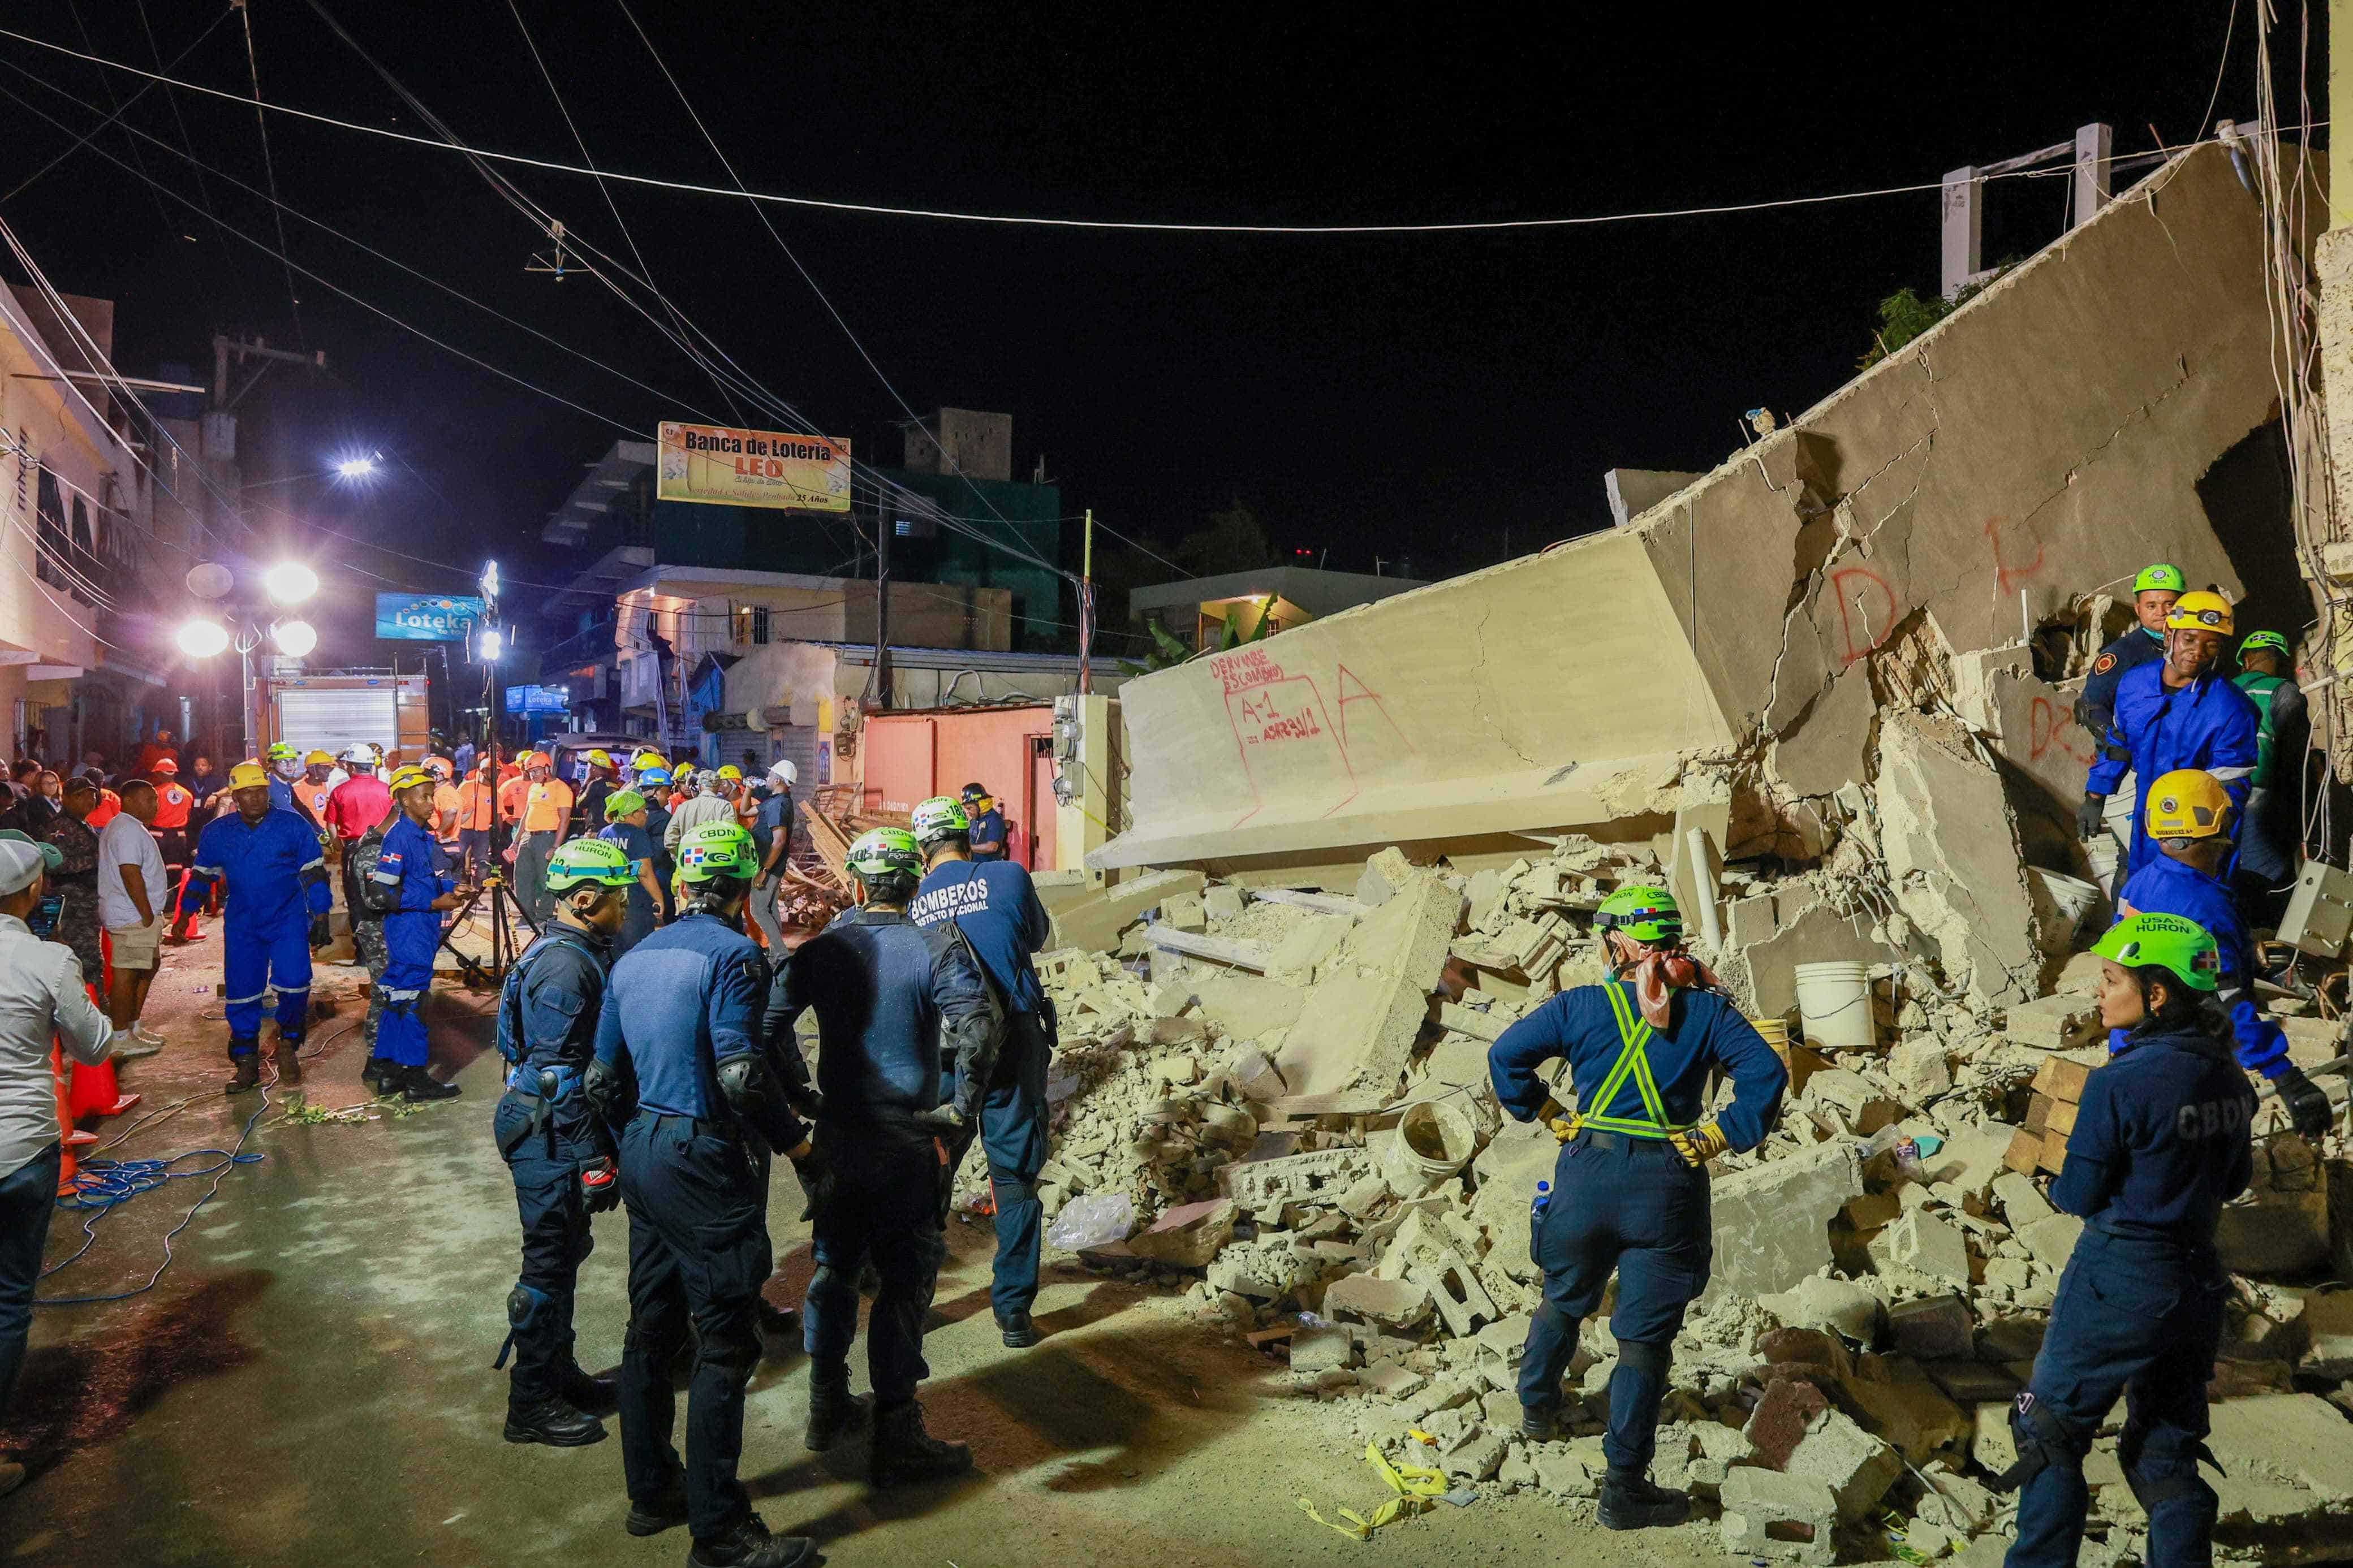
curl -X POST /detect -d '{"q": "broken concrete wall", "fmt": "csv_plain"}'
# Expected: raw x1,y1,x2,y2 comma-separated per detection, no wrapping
1093,145,2286,877
1876,711,2049,1005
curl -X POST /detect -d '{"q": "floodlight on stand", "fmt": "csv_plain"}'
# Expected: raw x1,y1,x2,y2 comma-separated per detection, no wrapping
184,561,233,601
480,560,501,603
272,619,318,657
263,561,319,606
479,627,503,662
176,618,230,658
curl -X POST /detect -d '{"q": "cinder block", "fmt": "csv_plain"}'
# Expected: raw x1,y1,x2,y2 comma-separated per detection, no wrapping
1719,1466,1839,1563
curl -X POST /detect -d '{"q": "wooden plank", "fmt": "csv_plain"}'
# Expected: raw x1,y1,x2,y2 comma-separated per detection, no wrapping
1148,927,1270,971
2003,1126,2045,1176
1251,887,1363,918
1266,1091,1392,1118
2024,1092,2055,1134
2031,1057,2093,1104
2045,1098,2080,1138
2036,1129,2069,1175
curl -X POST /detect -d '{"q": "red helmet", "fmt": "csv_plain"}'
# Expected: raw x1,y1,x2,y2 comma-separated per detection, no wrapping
152,757,179,775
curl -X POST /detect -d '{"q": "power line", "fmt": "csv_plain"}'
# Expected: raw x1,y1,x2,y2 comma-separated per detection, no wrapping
232,0,302,340
0,21,2257,237
132,0,252,316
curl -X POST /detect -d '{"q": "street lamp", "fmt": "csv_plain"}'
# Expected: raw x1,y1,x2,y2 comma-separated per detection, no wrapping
175,618,231,659
272,619,318,657
263,560,318,606
178,559,330,761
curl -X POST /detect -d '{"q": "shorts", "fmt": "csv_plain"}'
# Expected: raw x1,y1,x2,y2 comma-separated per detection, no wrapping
107,915,165,971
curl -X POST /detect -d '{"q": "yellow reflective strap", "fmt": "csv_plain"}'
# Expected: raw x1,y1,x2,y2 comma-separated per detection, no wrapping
1592,982,1693,1135
1592,983,1650,1111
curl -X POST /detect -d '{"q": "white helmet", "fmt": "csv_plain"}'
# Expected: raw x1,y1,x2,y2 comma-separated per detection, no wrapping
340,743,376,769
768,759,798,787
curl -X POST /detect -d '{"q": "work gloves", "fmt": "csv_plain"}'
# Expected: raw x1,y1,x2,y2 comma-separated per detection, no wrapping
578,1155,622,1213
2276,1065,2335,1139
1668,1119,1731,1168
308,913,332,949
2076,794,2109,840
790,1144,834,1224
1538,1096,1579,1144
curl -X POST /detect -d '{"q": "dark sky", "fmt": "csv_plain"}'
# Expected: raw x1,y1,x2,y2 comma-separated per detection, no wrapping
0,0,2308,626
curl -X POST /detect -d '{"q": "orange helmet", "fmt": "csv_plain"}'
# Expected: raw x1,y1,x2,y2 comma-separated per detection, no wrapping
151,756,178,775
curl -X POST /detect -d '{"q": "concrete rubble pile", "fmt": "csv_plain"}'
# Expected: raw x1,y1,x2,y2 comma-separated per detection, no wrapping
1007,815,2353,1563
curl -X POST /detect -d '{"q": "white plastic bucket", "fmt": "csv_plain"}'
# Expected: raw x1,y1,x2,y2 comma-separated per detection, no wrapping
2031,867,2102,938
1379,1097,1478,1196
1795,961,1877,1052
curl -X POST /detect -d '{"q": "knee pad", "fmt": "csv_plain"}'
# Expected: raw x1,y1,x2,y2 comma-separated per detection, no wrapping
989,1169,1037,1208
1614,1337,1673,1379
1992,1391,2089,1493
2122,1435,2221,1513
492,1282,553,1370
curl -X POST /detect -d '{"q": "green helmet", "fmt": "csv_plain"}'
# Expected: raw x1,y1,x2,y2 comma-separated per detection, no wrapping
1596,884,1683,944
2090,913,2221,992
847,827,922,883
2238,629,2290,667
675,822,757,883
909,795,969,847
2132,563,2186,594
544,837,636,892
266,742,300,763
604,788,648,821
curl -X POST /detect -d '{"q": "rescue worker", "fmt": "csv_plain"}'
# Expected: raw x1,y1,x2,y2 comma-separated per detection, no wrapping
369,765,467,1103
1996,914,2253,1568
596,789,664,957
297,750,338,828
574,749,620,837
2080,590,2258,879
346,800,398,1092
264,741,311,825
174,761,332,1090
2113,771,2333,1138
2072,563,2185,738
1488,885,1787,1530
772,827,995,1485
637,764,675,921
429,757,462,857
515,753,572,925
493,838,638,1448
149,756,194,885
454,756,499,884
959,782,1007,862
2230,629,2308,921
326,742,393,852
904,794,1052,1346
748,761,797,952
662,768,738,875
585,822,821,1568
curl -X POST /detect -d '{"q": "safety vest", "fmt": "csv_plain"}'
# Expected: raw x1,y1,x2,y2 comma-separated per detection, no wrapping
152,783,192,829
2234,671,2285,787
1579,982,1695,1139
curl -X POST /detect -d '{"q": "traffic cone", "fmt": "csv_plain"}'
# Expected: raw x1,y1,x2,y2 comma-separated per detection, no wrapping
169,866,206,941
68,954,137,1118
51,1042,92,1196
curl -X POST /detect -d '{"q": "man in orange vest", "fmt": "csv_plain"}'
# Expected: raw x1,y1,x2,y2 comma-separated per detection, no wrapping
514,753,573,923
297,750,338,827
454,756,500,884
149,757,195,883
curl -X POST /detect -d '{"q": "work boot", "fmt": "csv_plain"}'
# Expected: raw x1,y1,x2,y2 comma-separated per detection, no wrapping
869,1399,971,1486
502,1396,605,1447
360,1055,394,1094
686,1511,815,1568
804,1366,869,1452
400,1065,462,1103
1597,1469,1691,1531
624,1480,688,1537
226,1042,261,1095
272,1040,303,1086
1519,1404,1559,1442
558,1364,617,1415
996,1308,1041,1349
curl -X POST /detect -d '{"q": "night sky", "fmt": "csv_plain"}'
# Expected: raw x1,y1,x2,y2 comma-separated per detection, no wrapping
0,1,2305,637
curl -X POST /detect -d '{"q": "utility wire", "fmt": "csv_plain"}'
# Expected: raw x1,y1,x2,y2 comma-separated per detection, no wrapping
232,0,302,341
133,0,253,315
0,21,2272,236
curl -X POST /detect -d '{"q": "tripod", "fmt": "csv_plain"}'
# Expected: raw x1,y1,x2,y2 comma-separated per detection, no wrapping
438,864,538,988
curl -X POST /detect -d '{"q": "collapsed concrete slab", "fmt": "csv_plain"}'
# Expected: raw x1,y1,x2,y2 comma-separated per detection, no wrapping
1272,866,1459,1095
1048,869,1207,952
1876,711,2048,1005
1708,1144,1865,1301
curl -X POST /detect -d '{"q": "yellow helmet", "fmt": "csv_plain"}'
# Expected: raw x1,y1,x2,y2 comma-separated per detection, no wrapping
303,749,335,767
387,764,435,794
2166,590,2234,636
583,749,615,769
2145,769,2233,841
716,764,742,781
229,761,272,791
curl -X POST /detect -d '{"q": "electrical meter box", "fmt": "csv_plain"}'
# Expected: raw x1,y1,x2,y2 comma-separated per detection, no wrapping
2276,861,2353,958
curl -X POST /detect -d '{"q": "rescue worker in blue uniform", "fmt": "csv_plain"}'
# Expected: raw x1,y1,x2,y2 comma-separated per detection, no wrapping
371,767,467,1103
493,838,638,1448
585,822,819,1568
263,741,318,831
959,781,1007,862
771,827,995,1485
905,795,1053,1346
2113,769,2334,1138
1997,914,2255,1568
177,761,332,1092
1488,885,1786,1530
2082,590,2259,878
2071,563,2183,739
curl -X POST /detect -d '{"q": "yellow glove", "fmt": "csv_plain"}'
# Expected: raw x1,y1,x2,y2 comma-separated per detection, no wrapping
1668,1120,1730,1168
1539,1096,1580,1144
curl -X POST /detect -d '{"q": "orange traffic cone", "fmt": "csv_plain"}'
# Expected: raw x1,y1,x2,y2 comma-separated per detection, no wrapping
68,953,137,1118
169,866,207,942
51,1042,93,1196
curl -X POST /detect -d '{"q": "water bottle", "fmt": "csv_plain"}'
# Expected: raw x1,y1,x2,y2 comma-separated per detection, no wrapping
1528,1180,1551,1258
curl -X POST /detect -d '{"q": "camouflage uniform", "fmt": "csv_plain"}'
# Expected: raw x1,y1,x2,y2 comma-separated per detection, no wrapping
343,819,394,1050
36,810,103,986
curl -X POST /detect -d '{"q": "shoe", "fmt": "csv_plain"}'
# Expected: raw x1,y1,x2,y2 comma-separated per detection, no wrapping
272,1042,303,1086
360,1056,394,1094
226,1046,261,1095
400,1065,462,1103
131,1022,165,1045
869,1399,970,1486
1519,1405,1559,1442
623,1481,688,1537
687,1512,815,1568
558,1364,617,1415
996,1309,1041,1349
502,1396,606,1447
0,1459,22,1497
1597,1470,1691,1530
108,1030,163,1062
804,1368,870,1452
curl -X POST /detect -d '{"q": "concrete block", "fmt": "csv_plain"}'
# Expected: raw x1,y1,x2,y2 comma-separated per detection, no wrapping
1889,1037,1954,1102
1356,847,1416,908
1531,1445,1600,1498
1968,1402,2018,1474
1992,1170,2054,1229
1718,1466,1839,1564
2205,1392,2353,1501
1876,712,2046,1007
1228,1049,1288,1102
2003,995,2101,1050
1759,1275,1883,1344
1923,1122,2017,1200
2016,1212,2083,1270
1842,1364,1971,1463
1359,1360,1427,1400
1049,869,1210,951
1804,1069,1904,1133
1441,1427,1508,1481
1708,1143,1864,1301
1868,1208,1971,1287
2300,1288,2353,1377
1265,913,1350,984
1273,872,1457,1096
1126,1198,1238,1267
2217,1188,2331,1277
1786,1409,1903,1522
1887,1295,1975,1361
1743,1376,1831,1470
1324,1272,1433,1328
1203,883,1247,922
1218,1147,1372,1208
1290,1326,1355,1373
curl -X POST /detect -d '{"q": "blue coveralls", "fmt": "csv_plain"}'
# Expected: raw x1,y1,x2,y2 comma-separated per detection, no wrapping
967,807,1007,862
2072,625,2165,736
770,906,992,1406
180,807,330,1053
1489,981,1786,1475
2087,662,2259,877
2113,855,2290,1082
598,820,660,957
372,814,455,1070
910,857,1053,1319
492,926,615,1409
2004,1023,2253,1568
593,913,796,1544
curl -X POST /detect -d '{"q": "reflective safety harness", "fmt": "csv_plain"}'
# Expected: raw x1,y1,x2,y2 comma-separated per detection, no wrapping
1572,982,1693,1140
